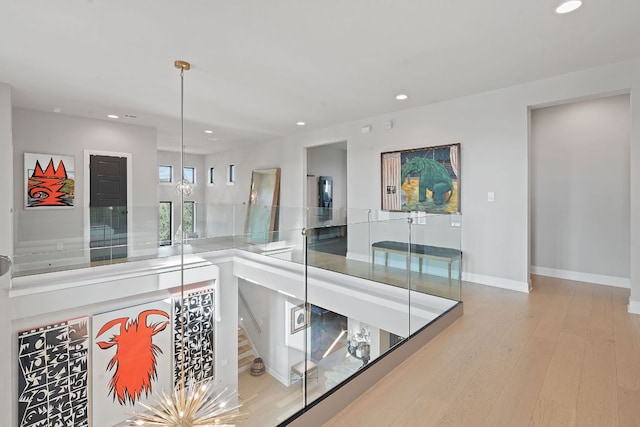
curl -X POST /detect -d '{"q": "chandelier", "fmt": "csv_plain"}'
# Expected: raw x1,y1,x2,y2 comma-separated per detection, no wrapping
132,60,245,426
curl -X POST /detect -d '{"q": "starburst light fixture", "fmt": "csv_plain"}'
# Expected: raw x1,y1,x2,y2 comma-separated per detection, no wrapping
133,377,245,426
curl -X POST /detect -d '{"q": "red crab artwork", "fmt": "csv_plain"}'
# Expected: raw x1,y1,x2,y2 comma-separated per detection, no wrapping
95,309,169,405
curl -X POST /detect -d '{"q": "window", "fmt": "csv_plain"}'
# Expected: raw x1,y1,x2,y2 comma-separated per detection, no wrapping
209,167,215,184
183,167,195,184
228,164,235,184
159,201,172,245
182,201,196,235
159,165,173,183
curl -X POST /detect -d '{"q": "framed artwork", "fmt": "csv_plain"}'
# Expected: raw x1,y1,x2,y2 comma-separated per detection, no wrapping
92,300,171,427
381,143,460,213
17,317,89,427
173,287,215,387
290,303,310,334
24,153,75,208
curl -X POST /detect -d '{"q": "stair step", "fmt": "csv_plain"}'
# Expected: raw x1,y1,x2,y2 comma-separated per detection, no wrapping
238,355,254,368
238,344,252,355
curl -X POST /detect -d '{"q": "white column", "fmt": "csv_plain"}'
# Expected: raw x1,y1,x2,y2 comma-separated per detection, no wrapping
629,65,640,314
0,82,14,426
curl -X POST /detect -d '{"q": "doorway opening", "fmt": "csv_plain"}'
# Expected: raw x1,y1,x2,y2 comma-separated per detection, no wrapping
305,141,348,257
88,154,128,262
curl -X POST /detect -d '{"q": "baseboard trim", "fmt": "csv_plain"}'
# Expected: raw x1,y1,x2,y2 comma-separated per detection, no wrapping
628,300,640,315
531,266,630,289
462,272,530,293
345,251,369,263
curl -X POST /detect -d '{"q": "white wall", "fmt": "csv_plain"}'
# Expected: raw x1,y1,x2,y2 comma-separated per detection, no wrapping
209,58,640,306
12,109,159,263
204,145,306,240
531,95,630,286
158,150,206,238
238,278,302,385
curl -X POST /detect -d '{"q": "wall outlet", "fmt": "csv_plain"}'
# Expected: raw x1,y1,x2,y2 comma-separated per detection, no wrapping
488,192,495,202
56,242,63,250
361,125,372,133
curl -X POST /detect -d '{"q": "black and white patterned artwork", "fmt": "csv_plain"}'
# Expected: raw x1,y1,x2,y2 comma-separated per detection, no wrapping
18,317,89,427
173,288,215,386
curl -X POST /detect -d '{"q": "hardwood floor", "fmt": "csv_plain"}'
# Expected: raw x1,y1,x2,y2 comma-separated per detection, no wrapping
238,348,364,426
324,275,640,427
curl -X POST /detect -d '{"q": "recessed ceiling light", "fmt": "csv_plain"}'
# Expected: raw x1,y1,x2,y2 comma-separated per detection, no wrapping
123,114,138,119
556,0,582,14
296,121,306,126
395,94,408,100
206,137,218,141
107,114,119,119
52,107,62,113
204,130,213,134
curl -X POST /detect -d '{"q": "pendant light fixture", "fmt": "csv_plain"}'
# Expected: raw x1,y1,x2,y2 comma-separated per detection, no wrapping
132,60,245,427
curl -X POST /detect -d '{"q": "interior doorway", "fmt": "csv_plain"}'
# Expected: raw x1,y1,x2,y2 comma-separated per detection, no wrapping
305,142,348,256
89,154,128,262
529,94,630,287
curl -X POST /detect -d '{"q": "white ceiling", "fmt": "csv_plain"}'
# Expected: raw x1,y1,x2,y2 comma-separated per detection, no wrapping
2,0,639,154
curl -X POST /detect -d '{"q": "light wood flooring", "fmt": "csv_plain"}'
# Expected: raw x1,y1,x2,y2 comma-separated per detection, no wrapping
324,275,640,426
237,348,364,426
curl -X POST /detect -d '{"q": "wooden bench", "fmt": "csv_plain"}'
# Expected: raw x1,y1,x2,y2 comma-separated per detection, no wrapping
372,241,462,286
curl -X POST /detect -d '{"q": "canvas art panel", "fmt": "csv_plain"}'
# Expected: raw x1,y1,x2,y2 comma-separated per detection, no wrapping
18,317,89,427
24,153,75,208
381,143,460,213
173,287,215,387
92,300,172,427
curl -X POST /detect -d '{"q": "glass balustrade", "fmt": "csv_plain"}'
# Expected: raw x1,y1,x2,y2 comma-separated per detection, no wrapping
9,203,461,426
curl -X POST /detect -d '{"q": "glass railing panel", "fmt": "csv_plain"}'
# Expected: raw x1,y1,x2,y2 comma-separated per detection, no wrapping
408,213,462,335
303,217,413,405
409,213,462,301
236,236,307,425
305,207,373,278
203,203,246,239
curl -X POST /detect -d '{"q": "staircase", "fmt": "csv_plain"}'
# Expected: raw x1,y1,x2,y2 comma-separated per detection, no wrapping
238,326,256,373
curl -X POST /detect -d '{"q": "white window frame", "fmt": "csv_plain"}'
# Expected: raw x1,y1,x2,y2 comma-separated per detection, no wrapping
159,164,173,183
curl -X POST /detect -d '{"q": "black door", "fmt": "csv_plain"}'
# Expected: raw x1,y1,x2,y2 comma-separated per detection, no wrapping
90,155,127,262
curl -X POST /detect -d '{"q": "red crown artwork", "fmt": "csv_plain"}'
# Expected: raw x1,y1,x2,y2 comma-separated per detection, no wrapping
28,158,74,207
